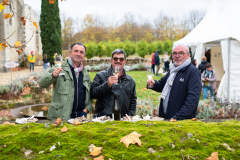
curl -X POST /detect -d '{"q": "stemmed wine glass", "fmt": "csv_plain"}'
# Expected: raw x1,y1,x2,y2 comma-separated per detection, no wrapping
147,69,154,88
55,55,65,76
113,67,120,84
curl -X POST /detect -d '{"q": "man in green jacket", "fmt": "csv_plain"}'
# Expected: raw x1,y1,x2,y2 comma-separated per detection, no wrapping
38,42,92,121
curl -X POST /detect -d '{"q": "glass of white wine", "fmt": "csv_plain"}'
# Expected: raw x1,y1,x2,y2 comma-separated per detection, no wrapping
113,67,120,84
147,69,154,88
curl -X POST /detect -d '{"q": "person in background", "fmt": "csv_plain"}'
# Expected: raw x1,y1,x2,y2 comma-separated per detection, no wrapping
189,47,193,58
38,42,92,120
202,63,217,100
43,54,48,70
147,45,202,120
151,53,155,74
205,49,211,63
154,50,161,76
198,56,209,73
28,51,35,72
191,59,197,67
163,52,170,73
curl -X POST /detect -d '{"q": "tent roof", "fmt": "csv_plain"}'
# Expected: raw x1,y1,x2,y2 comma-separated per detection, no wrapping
174,0,221,46
204,0,240,43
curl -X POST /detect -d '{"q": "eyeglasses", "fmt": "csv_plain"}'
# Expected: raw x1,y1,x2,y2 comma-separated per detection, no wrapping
172,52,186,57
113,57,125,62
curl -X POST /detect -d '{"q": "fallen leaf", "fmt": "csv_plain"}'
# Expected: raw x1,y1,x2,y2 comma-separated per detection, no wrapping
53,118,62,126
4,13,12,20
3,42,7,47
20,17,26,26
120,131,142,148
138,105,142,109
94,155,105,160
2,0,9,6
3,121,15,125
14,41,22,47
61,126,68,132
142,87,147,91
206,152,219,160
222,143,235,152
90,145,103,157
146,107,150,110
33,22,40,30
170,119,177,122
74,121,81,126
0,3,5,13
192,118,197,121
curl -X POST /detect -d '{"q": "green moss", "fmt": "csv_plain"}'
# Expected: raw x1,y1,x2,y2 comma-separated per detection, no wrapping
0,120,240,159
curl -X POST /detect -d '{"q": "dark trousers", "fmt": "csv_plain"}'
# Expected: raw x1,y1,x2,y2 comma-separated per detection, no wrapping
164,62,169,72
71,110,87,118
30,63,34,71
151,64,155,74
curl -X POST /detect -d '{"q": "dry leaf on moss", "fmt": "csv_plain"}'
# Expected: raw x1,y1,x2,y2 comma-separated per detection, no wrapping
74,121,81,126
206,152,219,160
94,155,105,160
170,118,177,122
53,118,62,126
90,145,103,157
120,131,142,148
61,126,68,132
192,118,198,121
3,121,15,125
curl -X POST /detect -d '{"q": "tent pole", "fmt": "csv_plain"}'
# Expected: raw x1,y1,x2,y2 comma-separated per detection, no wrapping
227,38,231,100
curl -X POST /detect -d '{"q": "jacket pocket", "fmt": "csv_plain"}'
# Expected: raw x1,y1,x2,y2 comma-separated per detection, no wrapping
58,75,71,94
48,102,64,119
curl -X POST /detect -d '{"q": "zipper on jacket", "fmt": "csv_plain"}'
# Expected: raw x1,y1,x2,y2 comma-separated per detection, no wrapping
75,78,78,117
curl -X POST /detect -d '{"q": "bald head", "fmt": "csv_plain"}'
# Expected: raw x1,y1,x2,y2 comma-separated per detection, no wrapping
173,45,189,54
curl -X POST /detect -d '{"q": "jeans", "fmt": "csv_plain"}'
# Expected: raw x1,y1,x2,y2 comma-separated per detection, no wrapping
44,63,48,70
164,62,169,72
203,86,214,100
151,64,155,74
71,110,87,118
30,63,34,71
155,65,160,75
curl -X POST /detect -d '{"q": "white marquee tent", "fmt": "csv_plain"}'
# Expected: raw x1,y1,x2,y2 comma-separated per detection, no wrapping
173,0,240,101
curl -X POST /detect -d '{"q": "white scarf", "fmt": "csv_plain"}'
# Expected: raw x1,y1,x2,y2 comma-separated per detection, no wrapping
161,58,191,100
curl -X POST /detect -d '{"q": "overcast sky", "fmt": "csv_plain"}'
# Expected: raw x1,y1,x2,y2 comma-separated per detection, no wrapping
24,0,229,24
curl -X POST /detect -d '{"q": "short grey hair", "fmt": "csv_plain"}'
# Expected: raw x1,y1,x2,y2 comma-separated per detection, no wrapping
172,45,189,54
111,49,127,59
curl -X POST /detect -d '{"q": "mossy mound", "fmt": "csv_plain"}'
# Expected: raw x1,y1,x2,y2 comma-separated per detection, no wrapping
0,120,240,159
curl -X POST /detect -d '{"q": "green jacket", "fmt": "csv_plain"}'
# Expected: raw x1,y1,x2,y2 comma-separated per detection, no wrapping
38,60,92,121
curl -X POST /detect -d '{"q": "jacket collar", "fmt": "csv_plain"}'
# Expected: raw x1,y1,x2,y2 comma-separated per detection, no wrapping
179,63,191,71
61,59,89,81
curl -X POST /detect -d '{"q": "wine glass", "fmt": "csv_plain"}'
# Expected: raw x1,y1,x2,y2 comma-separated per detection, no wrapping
147,69,154,88
113,67,120,84
55,55,64,76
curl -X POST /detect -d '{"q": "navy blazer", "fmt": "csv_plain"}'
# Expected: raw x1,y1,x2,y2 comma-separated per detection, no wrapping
151,63,202,120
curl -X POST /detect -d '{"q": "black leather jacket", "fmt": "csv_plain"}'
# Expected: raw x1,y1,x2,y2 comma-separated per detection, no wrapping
90,66,137,117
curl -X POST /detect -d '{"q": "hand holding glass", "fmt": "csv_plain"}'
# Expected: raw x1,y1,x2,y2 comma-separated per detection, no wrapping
147,69,154,88
113,67,120,84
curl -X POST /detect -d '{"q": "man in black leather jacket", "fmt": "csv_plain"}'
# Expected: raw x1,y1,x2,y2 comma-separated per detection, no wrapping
90,49,137,118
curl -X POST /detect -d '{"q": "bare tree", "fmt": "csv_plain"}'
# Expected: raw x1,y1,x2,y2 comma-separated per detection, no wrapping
188,10,206,30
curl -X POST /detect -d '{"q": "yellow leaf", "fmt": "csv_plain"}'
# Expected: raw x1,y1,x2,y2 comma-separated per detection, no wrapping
61,126,68,132
192,118,198,121
33,22,40,30
4,13,12,20
0,3,5,13
2,121,15,125
206,152,219,160
14,41,22,47
94,155,105,160
0,44,3,51
120,131,142,148
90,145,103,157
170,118,177,122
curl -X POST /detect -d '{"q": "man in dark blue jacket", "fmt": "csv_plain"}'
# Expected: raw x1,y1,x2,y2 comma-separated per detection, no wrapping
147,45,202,120
154,50,160,76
